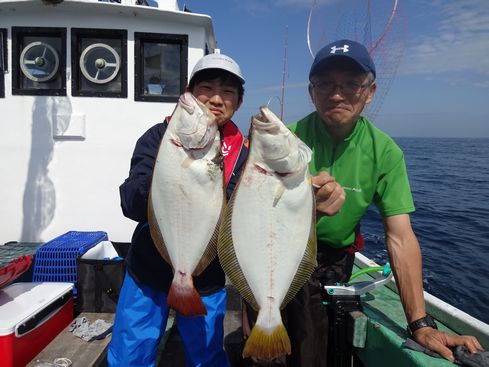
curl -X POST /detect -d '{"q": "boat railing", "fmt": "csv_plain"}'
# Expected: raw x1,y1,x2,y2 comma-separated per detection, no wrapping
354,252,489,348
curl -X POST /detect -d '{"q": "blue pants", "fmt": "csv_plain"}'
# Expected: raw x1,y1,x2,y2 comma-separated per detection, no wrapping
108,271,231,367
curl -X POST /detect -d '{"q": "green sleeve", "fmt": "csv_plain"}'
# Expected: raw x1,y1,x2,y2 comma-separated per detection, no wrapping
373,149,415,217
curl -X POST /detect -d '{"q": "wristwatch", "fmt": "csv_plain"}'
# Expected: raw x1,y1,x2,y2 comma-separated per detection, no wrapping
407,314,438,336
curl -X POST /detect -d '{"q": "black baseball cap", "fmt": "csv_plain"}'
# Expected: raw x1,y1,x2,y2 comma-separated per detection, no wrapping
309,39,376,80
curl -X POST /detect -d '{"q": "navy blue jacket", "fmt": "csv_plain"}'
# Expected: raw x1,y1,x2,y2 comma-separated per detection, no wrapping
120,121,248,294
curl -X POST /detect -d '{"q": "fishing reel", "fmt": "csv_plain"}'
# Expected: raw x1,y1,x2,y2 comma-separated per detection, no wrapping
322,263,393,367
323,263,393,299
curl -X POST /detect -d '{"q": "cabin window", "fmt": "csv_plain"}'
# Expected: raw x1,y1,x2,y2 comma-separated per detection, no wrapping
12,27,66,96
134,33,188,103
71,28,127,98
0,29,6,98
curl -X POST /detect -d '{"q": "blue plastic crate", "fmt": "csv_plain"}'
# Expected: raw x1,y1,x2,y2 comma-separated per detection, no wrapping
32,231,108,294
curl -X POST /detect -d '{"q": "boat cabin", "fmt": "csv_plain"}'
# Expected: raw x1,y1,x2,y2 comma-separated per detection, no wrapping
0,0,217,243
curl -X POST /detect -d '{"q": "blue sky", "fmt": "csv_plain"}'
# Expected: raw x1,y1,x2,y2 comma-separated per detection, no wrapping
182,0,489,138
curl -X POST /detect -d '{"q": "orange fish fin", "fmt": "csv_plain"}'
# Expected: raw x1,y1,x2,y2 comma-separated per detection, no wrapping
167,272,207,317
242,323,291,361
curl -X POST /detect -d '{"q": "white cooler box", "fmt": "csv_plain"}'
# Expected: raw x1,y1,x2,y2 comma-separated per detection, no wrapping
0,282,74,367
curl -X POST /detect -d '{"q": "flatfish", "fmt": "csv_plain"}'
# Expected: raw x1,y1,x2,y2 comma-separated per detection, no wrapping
218,106,317,360
149,92,224,316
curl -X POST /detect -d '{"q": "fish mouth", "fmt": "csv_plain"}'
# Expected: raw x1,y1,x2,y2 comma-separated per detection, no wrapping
179,93,215,119
175,92,218,150
179,93,196,115
252,106,281,132
180,92,216,123
257,106,272,122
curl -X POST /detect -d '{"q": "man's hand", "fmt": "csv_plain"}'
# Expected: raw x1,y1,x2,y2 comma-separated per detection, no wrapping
311,172,345,217
413,327,484,362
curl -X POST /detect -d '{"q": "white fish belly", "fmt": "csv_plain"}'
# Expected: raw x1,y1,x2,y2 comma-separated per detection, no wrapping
151,135,223,273
231,166,313,311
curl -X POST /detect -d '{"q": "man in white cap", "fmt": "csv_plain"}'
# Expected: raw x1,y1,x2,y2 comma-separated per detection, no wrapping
108,53,248,367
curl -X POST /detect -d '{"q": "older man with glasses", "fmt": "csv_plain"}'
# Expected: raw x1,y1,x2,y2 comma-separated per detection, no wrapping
245,39,483,367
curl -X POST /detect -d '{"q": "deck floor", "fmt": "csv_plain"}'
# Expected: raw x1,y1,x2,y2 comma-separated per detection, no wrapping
27,312,115,367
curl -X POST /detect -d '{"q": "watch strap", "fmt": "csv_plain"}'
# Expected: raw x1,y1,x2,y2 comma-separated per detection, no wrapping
407,314,438,336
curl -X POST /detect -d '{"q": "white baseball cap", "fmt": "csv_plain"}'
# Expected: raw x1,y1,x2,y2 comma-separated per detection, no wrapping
190,52,245,84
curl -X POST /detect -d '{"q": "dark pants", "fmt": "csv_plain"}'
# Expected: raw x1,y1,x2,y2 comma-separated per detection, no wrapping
242,246,355,367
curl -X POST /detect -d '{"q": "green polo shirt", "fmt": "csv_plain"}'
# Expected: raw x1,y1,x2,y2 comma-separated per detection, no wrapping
288,112,415,248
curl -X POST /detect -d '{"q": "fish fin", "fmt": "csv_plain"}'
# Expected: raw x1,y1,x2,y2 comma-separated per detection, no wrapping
181,156,194,168
148,192,172,264
167,273,207,316
272,184,285,207
242,323,291,361
217,190,259,310
281,186,317,308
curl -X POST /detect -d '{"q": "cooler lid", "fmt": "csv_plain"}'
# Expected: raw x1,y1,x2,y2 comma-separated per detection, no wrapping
0,282,73,335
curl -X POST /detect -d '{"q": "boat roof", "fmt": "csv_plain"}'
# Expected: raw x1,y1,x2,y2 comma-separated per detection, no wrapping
0,0,216,50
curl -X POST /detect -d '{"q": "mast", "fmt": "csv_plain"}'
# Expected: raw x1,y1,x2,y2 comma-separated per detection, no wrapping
266,25,288,120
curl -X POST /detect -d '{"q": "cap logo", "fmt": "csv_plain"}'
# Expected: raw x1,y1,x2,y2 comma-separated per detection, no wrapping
330,45,349,54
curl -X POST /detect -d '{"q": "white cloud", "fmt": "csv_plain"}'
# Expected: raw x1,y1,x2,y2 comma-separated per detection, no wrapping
400,0,489,81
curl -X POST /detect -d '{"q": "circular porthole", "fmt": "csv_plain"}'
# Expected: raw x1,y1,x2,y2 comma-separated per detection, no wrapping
20,41,59,82
80,43,121,84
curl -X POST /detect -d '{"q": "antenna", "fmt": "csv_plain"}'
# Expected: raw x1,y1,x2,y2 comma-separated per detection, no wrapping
266,26,288,120
280,26,288,121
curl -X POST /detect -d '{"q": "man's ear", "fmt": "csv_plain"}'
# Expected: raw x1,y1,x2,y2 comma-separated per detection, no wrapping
235,97,243,111
365,82,377,105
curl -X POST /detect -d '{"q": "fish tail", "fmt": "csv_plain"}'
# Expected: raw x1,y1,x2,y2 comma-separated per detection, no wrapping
167,273,207,317
242,323,291,361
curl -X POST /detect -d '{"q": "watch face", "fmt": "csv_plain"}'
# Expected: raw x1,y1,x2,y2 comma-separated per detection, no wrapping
426,315,437,328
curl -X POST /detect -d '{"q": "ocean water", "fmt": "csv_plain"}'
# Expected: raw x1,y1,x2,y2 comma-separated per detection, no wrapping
360,137,489,325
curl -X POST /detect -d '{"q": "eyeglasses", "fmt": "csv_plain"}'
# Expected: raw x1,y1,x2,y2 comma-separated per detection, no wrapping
311,80,373,96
